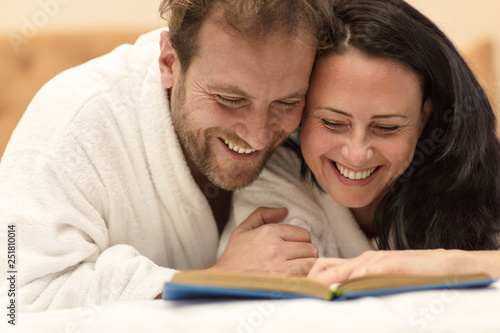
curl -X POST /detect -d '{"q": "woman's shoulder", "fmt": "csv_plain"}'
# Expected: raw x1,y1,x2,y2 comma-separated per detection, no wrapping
262,138,304,180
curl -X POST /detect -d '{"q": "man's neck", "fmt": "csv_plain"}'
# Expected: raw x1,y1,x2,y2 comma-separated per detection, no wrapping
192,170,232,235
183,149,232,235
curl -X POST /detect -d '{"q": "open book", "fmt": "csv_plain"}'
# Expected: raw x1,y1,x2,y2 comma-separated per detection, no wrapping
162,271,496,301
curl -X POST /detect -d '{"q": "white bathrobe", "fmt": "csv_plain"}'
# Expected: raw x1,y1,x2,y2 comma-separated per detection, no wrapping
0,30,220,312
218,142,376,259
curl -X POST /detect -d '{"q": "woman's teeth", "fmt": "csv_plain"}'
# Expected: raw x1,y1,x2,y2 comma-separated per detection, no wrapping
224,140,256,154
336,163,377,180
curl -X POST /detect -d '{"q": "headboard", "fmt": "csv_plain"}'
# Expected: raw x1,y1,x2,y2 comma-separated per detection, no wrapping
0,29,155,157
0,33,498,157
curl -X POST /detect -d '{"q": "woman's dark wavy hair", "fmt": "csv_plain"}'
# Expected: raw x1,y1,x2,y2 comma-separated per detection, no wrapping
297,0,500,250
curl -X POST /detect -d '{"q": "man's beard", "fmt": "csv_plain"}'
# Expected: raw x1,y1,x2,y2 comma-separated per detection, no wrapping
170,77,287,191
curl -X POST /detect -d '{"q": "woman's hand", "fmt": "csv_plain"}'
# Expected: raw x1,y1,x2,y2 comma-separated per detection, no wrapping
308,249,500,285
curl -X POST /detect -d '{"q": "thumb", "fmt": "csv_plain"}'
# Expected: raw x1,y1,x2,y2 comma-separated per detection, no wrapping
237,207,288,232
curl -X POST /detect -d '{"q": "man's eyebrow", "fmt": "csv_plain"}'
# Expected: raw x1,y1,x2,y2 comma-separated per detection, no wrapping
208,83,308,101
280,90,308,100
318,107,408,119
207,84,249,97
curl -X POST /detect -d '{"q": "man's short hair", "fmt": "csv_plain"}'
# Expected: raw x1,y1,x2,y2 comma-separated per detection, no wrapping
159,0,333,73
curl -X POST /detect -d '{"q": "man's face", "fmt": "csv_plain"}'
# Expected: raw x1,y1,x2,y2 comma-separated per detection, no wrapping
160,21,316,190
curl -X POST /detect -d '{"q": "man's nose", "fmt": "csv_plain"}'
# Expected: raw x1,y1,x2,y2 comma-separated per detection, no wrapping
234,106,274,150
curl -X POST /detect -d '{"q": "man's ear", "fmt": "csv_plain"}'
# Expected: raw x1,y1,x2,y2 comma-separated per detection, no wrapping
159,30,178,89
419,98,433,135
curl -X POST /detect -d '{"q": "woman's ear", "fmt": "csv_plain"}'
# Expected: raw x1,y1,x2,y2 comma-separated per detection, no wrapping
419,98,433,135
159,30,178,89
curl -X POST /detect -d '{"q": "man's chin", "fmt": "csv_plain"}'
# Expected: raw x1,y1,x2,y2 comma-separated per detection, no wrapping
208,166,264,191
210,175,259,191
204,139,282,190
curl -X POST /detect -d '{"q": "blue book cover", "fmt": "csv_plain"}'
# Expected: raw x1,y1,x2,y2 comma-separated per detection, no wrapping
162,271,497,301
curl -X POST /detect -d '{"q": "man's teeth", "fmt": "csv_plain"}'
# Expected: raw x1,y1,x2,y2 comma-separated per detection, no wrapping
224,140,256,154
336,163,377,180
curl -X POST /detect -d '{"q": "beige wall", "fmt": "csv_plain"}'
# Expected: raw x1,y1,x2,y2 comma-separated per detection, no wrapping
0,0,164,31
1,0,499,110
406,0,500,48
1,1,498,66
406,0,500,113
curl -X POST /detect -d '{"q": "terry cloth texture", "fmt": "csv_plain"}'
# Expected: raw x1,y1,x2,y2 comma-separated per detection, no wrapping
0,30,219,312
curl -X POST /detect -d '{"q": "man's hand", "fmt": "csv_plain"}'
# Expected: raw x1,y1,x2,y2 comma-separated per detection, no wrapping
211,207,318,276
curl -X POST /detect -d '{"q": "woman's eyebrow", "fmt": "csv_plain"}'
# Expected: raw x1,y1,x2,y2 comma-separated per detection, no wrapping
317,107,408,119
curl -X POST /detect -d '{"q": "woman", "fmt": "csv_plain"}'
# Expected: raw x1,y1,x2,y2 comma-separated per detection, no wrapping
218,0,500,283
304,0,500,284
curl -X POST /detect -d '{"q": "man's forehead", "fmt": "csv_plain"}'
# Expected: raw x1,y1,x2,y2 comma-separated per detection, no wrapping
200,15,316,52
186,17,315,101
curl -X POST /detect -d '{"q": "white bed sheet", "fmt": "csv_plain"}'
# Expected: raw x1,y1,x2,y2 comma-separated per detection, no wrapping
5,280,500,333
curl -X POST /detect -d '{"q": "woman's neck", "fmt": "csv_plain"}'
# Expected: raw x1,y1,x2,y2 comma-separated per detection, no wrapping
350,206,376,238
349,193,385,238
349,189,388,238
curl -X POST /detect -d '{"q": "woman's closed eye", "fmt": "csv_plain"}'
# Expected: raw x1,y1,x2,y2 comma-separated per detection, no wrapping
321,119,348,131
373,125,400,134
321,119,401,135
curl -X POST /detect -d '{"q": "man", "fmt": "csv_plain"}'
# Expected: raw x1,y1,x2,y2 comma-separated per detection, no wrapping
0,0,329,311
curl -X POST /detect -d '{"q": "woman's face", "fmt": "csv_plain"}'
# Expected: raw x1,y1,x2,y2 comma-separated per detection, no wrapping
301,50,431,210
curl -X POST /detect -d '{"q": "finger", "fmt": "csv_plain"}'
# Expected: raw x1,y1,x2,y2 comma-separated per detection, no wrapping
308,269,344,285
307,257,346,277
237,207,288,232
309,251,385,284
345,251,410,279
270,223,312,242
279,242,319,260
338,251,388,281
308,256,364,285
282,258,317,276
307,261,354,285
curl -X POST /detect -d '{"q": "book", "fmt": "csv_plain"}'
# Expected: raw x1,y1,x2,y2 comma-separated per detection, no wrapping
162,271,496,301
